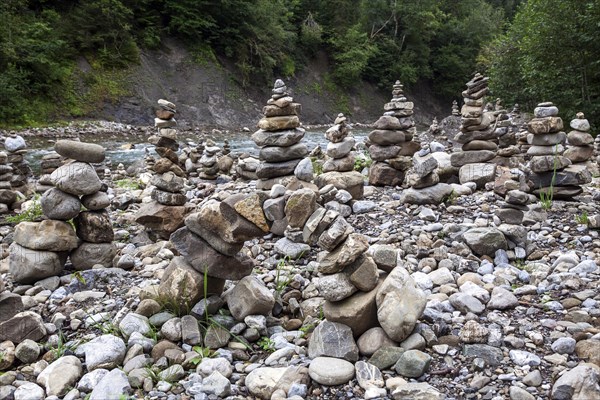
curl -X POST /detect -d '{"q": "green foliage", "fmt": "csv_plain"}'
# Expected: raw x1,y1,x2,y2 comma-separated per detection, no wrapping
539,146,559,211
330,25,376,88
575,211,589,226
310,157,324,176
353,153,372,172
190,345,215,365
5,194,43,224
114,178,142,190
484,0,600,122
257,336,276,352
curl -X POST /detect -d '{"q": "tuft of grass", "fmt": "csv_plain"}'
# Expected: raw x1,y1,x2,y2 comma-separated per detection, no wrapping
575,211,589,225
5,194,43,224
274,256,295,302
310,157,323,176
257,336,275,352
539,146,559,211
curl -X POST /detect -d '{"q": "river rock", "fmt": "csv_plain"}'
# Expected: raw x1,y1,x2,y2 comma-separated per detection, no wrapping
41,187,81,220
170,228,254,280
89,368,131,400
463,227,507,257
394,349,431,378
308,357,355,385
285,188,317,228
392,383,444,400
70,242,116,270
319,233,369,274
0,311,46,343
9,243,68,283
399,183,454,205
37,355,82,396
315,171,365,199
74,211,114,243
55,140,105,163
260,143,308,162
51,162,102,195
80,335,126,371
376,267,427,342
13,382,44,400
551,363,600,400
81,191,111,210
224,276,275,321
308,320,359,361
0,293,23,323
252,128,305,147
14,220,78,251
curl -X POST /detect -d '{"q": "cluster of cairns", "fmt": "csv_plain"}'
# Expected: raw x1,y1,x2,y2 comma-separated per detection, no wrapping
252,80,309,190
0,133,30,213
9,140,115,284
526,102,592,199
368,80,420,187
452,73,498,189
196,139,232,180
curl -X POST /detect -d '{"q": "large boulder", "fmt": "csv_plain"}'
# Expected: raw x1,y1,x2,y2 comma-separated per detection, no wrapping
14,220,78,251
50,162,102,196
376,267,427,342
135,201,187,239
9,243,68,283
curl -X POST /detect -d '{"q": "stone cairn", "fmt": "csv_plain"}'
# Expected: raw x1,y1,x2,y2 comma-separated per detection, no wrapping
526,102,591,199
494,110,522,168
565,112,594,167
595,135,600,167
368,80,420,187
252,79,308,190
161,193,271,312
5,133,31,193
323,113,355,173
9,140,115,284
401,145,453,205
452,73,497,189
451,100,460,116
135,100,188,240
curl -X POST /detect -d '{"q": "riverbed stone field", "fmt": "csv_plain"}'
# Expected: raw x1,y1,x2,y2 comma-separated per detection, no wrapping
1,77,600,400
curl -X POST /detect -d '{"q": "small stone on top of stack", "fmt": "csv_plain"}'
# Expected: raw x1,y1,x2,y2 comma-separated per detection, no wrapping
367,80,421,187
252,79,308,190
526,102,591,199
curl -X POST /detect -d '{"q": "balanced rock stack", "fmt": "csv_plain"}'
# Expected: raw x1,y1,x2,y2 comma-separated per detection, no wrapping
198,139,222,180
0,151,16,213
526,103,591,199
451,100,460,116
323,113,355,173
595,135,600,166
565,112,594,167
9,140,115,283
40,153,61,175
401,146,453,205
368,80,420,187
5,133,31,192
453,73,497,189
164,194,270,310
494,112,522,168
302,208,427,346
112,163,128,181
252,79,308,190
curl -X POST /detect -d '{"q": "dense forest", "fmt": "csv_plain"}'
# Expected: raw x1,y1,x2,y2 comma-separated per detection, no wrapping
1,0,598,127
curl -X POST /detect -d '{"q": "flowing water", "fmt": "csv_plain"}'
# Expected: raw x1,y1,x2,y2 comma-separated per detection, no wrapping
23,128,372,173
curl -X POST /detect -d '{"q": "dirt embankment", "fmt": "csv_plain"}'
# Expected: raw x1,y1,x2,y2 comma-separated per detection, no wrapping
92,38,446,130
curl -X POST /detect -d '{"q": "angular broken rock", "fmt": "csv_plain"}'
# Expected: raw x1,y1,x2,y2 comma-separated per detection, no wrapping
318,233,370,274
308,320,359,362
224,276,275,321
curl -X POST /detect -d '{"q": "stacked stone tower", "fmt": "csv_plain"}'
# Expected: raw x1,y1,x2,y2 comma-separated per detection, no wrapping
453,73,497,189
368,80,420,186
9,140,115,283
527,103,591,199
252,79,307,190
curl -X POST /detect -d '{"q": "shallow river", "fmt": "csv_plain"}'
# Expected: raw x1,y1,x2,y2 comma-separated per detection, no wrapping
23,128,372,173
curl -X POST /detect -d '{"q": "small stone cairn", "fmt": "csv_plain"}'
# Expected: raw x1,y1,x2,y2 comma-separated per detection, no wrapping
400,145,453,205
453,73,497,189
368,80,420,187
565,112,594,167
526,102,591,199
5,133,31,193
323,113,355,173
163,194,271,311
197,139,222,180
494,110,522,168
0,151,16,214
252,79,308,190
451,100,460,116
9,140,115,283
595,135,600,167
112,163,128,181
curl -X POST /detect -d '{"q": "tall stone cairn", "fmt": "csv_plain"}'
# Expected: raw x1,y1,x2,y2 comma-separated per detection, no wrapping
149,99,186,206
368,80,420,186
453,73,497,189
323,113,355,173
526,103,591,199
9,140,115,283
252,79,307,190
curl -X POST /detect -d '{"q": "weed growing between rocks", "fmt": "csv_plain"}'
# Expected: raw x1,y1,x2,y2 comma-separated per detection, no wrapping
5,194,43,224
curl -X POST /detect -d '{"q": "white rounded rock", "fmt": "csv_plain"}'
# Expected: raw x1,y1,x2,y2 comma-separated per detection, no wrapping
308,357,355,385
